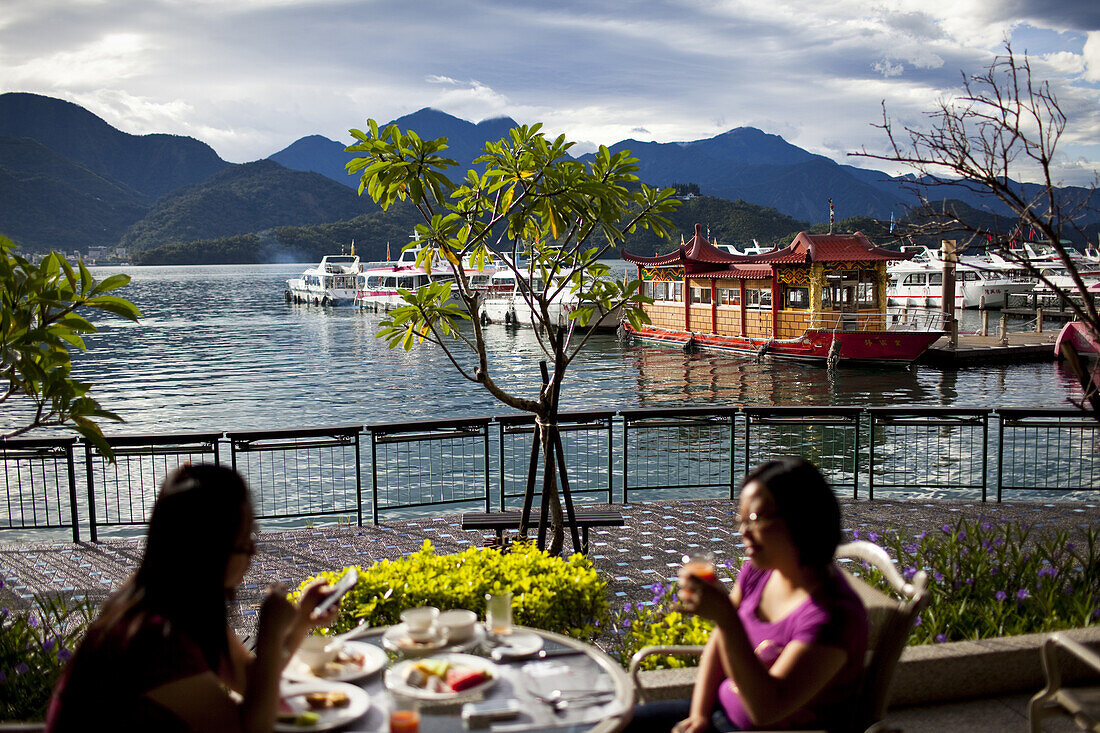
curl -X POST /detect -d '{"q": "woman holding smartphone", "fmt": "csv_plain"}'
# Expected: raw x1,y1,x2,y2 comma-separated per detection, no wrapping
628,458,868,732
47,464,340,733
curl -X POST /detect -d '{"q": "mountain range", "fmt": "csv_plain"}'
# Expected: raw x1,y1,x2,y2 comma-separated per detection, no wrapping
1,91,1096,258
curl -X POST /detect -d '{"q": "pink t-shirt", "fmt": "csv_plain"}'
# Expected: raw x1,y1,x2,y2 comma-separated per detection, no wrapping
716,561,868,731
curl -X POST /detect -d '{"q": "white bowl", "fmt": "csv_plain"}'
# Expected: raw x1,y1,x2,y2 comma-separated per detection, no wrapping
297,635,339,670
438,609,477,643
400,606,440,633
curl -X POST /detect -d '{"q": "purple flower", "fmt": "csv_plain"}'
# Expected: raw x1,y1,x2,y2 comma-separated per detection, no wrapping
14,663,28,675
1067,543,1076,552
994,537,1005,547
28,615,39,628
965,577,975,587
622,618,632,629
57,648,72,663
42,638,55,653
903,566,917,581
935,634,947,643
918,531,927,540
981,521,993,532
1038,566,1056,578
869,531,880,543
903,544,917,554
1092,608,1100,620
914,615,922,627
650,582,666,596
941,525,951,534
852,529,860,540
0,607,8,617
622,603,634,614
933,571,944,583
0,578,4,589
957,529,967,541
0,671,5,682
1017,589,1030,601
995,590,1007,601
990,566,999,576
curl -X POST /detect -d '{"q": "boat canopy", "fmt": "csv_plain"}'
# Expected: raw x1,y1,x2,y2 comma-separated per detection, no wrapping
622,224,915,273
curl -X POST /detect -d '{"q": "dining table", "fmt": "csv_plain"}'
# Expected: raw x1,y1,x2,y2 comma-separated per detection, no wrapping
282,624,635,733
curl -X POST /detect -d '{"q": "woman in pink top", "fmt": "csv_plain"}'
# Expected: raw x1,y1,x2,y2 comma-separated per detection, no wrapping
628,458,867,732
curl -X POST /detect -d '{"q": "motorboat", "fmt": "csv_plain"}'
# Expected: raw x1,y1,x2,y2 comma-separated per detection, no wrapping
621,225,945,364
887,258,1029,309
354,244,456,312
285,254,362,306
479,270,623,330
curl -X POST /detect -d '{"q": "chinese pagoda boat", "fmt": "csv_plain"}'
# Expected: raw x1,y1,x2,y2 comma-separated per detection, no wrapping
620,225,945,364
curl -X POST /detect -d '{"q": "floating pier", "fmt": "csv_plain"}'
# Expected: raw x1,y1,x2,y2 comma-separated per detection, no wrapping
918,331,1057,366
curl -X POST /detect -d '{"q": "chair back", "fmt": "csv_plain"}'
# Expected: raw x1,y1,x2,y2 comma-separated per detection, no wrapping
835,541,929,732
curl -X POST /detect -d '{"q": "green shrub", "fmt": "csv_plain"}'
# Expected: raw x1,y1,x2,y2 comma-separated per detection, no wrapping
0,592,95,721
292,540,608,640
863,517,1100,644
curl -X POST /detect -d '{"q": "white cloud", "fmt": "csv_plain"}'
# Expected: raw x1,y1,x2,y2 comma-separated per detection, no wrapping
874,59,906,78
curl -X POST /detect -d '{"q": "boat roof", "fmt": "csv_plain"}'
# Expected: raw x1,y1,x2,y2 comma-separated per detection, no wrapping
622,224,913,274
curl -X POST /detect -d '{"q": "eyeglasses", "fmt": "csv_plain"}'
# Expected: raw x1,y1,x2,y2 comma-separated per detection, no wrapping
232,532,258,556
737,512,776,532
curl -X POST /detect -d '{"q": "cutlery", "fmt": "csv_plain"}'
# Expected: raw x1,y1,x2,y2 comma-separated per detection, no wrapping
322,619,369,653
491,646,586,663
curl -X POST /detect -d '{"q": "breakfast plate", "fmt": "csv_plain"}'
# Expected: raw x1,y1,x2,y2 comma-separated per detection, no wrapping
276,679,370,731
284,641,387,683
488,630,544,661
384,652,498,701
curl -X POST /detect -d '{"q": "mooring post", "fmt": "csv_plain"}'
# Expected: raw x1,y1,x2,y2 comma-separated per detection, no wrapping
1036,307,1043,333
999,314,1009,346
981,309,989,337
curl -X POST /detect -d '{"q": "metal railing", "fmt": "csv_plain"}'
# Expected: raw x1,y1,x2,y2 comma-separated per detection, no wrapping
1,405,1096,540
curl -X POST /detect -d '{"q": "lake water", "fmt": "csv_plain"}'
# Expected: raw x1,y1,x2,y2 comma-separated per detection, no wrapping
8,262,1084,435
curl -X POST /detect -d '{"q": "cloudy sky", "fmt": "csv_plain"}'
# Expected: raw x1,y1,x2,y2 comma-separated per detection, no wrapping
2,0,1099,184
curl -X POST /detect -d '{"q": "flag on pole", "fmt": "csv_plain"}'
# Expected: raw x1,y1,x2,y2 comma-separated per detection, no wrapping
828,199,834,233
386,241,391,261
350,239,355,257
889,212,895,233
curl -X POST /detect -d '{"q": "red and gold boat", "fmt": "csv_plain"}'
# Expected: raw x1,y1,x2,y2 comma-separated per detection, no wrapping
621,225,944,365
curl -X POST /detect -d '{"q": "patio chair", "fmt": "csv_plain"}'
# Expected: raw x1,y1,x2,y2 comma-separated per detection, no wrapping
628,540,929,733
1028,632,1100,732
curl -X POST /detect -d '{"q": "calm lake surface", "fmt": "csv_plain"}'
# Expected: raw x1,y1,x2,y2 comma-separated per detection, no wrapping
30,262,1081,434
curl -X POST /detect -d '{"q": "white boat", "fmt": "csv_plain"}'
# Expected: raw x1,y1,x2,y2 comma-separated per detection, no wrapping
887,256,1029,309
285,254,362,306
480,270,623,329
354,245,456,312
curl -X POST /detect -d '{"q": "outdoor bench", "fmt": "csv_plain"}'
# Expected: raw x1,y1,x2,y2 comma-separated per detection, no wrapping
461,508,625,554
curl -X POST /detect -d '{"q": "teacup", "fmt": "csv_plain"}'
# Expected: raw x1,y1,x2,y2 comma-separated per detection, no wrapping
297,635,339,670
401,606,440,643
437,609,477,643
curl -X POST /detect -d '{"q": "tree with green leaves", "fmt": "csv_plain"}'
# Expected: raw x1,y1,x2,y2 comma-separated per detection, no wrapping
1,235,141,456
346,122,679,553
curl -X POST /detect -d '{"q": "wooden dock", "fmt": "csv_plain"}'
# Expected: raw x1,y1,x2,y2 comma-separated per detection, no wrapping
918,331,1058,366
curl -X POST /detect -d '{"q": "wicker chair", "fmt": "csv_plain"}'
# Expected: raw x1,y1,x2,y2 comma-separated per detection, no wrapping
628,541,929,733
1028,633,1100,732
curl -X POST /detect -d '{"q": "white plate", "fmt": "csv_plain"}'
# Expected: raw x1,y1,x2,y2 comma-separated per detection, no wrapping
489,630,544,660
382,623,486,656
284,640,388,683
385,652,498,701
275,679,370,732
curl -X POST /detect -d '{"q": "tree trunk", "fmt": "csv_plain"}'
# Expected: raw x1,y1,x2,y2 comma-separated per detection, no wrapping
539,422,565,555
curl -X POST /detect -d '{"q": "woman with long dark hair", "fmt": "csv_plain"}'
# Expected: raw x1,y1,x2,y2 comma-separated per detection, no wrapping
47,464,339,732
628,458,868,732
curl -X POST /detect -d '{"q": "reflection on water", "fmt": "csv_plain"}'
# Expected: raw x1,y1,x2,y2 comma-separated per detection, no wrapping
0,263,1087,437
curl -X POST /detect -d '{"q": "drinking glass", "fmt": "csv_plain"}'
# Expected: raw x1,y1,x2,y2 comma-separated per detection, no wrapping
388,694,419,733
679,552,717,599
485,591,513,636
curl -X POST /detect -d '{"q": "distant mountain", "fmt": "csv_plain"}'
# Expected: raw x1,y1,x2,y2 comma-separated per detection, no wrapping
0,136,149,250
269,135,353,188
270,108,522,188
0,92,229,200
119,160,367,250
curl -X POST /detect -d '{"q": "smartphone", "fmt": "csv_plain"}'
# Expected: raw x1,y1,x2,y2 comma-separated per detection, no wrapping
461,698,520,727
310,568,358,618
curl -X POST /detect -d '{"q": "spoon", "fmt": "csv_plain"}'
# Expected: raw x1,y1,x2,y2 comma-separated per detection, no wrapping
529,688,614,712
322,620,369,653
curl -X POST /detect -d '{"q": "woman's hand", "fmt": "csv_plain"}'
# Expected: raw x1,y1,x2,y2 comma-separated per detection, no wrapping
672,714,711,733
677,570,736,627
295,580,341,629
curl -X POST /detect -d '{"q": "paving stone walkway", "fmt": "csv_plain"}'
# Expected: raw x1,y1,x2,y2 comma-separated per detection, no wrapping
2,497,1097,637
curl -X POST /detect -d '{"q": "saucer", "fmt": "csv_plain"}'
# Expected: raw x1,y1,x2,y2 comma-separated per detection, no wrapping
382,623,486,656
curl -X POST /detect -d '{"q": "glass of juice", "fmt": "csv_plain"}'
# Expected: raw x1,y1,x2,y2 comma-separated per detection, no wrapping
485,591,513,636
389,694,419,733
679,553,717,598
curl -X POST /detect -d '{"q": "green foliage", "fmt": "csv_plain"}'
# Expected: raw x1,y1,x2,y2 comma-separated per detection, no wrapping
1,236,141,455
0,592,96,722
292,541,608,640
864,517,1100,644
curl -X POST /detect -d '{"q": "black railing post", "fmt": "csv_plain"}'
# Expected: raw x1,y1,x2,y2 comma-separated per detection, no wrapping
996,412,1006,503
66,442,79,543
852,410,861,500
370,429,379,525
981,412,989,503
84,442,98,543
867,412,876,501
354,430,363,527
606,416,614,505
621,416,629,504
483,422,491,513
498,422,506,511
728,413,736,501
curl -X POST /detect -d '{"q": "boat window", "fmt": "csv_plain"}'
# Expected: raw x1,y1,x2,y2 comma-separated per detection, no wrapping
784,286,809,309
929,273,943,286
690,286,712,304
384,276,397,288
672,283,683,302
962,271,980,281
718,287,740,306
903,273,926,286
747,288,771,308
857,282,876,306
